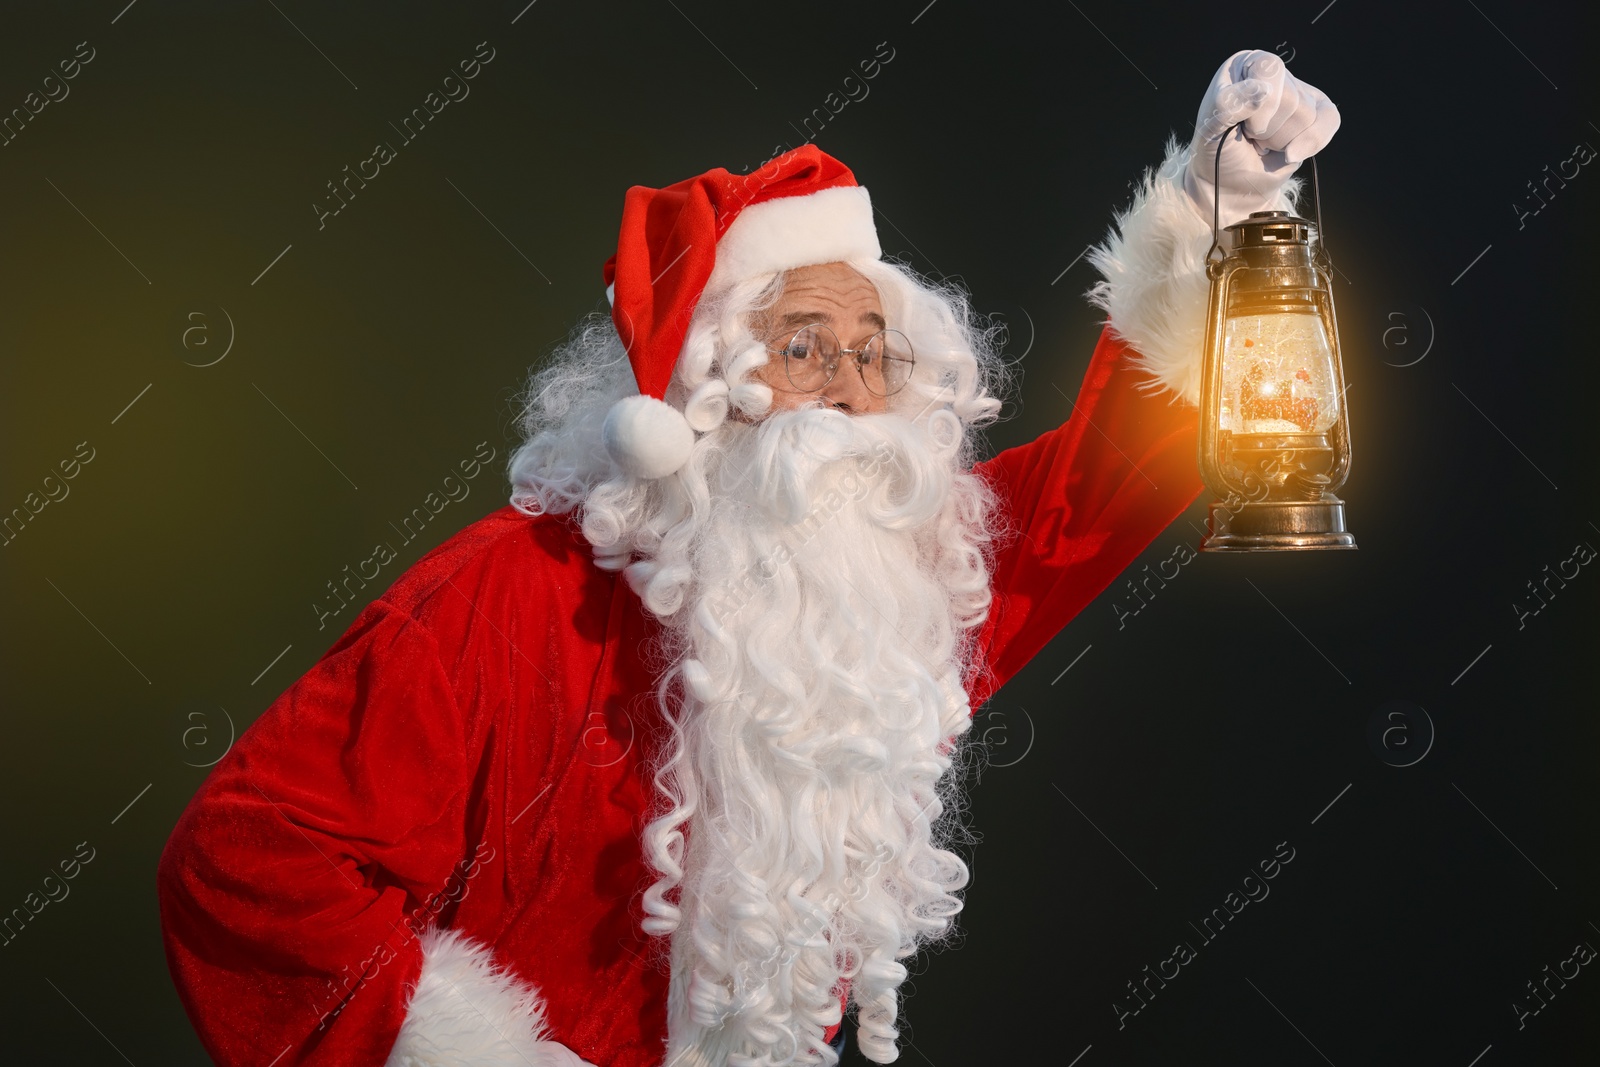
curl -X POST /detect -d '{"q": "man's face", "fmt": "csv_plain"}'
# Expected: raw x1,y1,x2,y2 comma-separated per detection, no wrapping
752,261,889,415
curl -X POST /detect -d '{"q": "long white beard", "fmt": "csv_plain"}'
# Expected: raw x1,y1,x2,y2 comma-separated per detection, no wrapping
632,407,994,1067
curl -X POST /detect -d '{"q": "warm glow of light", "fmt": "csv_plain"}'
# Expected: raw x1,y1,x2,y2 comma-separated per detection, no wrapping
1218,309,1339,434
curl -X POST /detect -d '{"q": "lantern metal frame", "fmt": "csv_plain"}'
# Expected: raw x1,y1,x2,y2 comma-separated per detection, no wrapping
1196,128,1357,552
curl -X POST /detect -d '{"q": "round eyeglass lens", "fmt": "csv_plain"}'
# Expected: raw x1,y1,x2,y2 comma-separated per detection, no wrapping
783,324,839,393
864,329,915,396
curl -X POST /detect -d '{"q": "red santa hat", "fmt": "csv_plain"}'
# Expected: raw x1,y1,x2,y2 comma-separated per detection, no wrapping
599,144,882,479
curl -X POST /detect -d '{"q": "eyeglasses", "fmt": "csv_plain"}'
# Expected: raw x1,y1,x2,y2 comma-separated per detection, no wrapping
768,323,916,397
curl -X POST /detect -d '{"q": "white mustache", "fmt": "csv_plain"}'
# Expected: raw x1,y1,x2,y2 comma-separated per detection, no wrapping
720,406,960,529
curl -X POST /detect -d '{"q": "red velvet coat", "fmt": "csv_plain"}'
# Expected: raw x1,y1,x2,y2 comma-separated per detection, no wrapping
157,327,1205,1066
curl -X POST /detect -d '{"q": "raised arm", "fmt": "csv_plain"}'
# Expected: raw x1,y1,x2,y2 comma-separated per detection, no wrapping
966,49,1340,706
968,326,1205,705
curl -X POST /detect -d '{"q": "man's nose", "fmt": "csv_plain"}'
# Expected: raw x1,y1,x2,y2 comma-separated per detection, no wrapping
820,360,881,414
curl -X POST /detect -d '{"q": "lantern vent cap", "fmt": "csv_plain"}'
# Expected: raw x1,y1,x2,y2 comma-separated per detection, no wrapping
1226,210,1318,248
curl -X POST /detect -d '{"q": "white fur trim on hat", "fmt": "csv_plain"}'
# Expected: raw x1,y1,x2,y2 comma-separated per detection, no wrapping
1084,135,1300,407
705,185,882,292
385,926,591,1067
602,394,695,480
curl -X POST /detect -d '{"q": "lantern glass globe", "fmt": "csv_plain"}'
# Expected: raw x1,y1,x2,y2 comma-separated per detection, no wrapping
1218,308,1340,435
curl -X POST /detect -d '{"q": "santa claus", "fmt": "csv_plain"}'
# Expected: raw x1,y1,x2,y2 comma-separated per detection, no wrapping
157,49,1339,1067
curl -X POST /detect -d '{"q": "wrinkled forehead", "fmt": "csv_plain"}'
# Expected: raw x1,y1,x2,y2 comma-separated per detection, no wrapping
761,262,885,339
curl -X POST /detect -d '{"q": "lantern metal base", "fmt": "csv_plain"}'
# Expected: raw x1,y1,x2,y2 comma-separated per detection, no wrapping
1201,497,1357,552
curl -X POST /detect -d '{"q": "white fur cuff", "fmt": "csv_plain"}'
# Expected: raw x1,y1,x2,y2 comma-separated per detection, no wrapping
1085,136,1299,407
385,927,587,1067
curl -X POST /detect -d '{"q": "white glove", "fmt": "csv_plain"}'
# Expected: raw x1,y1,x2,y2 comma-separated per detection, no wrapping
1085,49,1343,407
1182,49,1340,230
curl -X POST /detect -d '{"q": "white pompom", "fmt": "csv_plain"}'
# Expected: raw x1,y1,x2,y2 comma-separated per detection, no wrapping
602,394,695,480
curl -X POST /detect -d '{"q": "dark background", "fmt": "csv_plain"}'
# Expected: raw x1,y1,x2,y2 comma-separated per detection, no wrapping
2,1,1595,1063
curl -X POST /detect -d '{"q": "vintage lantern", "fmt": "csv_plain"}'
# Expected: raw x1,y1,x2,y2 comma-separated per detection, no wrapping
1197,136,1357,552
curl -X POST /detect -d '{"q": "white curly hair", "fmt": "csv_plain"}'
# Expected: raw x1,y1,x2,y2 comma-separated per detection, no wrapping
508,256,1010,1066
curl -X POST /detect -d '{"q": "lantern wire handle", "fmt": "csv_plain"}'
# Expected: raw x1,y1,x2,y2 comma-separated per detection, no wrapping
1308,153,1330,271
1203,121,1331,271
1204,121,1244,271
